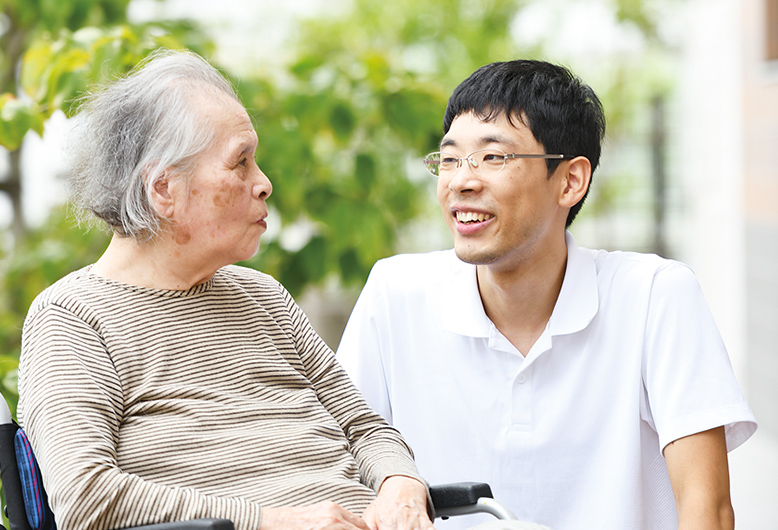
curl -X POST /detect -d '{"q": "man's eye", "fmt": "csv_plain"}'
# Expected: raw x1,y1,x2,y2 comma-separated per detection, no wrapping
482,154,504,162
441,157,458,164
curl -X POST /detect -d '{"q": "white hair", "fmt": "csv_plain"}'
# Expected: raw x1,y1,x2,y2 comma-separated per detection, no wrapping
67,48,241,239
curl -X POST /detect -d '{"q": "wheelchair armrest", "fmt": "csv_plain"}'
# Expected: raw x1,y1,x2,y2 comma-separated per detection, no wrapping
429,482,493,509
130,519,234,530
429,482,517,521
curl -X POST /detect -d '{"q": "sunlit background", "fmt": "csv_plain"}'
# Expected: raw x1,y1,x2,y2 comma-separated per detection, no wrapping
1,0,776,526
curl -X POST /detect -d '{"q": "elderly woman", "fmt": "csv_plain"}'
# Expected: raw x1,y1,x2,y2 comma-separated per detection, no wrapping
17,49,432,530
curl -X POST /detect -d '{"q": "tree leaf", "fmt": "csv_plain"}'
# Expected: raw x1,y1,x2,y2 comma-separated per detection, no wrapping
0,94,44,149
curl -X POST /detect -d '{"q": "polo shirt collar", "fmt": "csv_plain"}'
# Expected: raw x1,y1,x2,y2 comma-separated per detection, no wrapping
437,257,492,337
437,231,598,339
547,231,599,337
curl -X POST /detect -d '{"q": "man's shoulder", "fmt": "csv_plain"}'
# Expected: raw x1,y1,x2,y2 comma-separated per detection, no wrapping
576,246,709,319
585,246,692,285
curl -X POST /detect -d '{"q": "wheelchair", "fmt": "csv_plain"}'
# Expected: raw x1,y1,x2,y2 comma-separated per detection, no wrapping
0,395,518,530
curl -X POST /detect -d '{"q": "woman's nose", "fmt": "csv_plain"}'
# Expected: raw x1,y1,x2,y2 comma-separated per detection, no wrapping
253,167,273,199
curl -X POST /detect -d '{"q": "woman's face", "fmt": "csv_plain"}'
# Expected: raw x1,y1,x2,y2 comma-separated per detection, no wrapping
169,94,273,267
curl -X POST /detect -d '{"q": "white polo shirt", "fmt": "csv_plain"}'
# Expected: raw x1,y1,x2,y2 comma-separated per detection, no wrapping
337,233,756,530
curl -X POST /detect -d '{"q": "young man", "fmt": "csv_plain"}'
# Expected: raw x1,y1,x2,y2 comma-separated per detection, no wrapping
337,60,757,530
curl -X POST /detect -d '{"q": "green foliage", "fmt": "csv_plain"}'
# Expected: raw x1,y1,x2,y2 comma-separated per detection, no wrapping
0,0,213,150
0,0,129,36
612,0,677,43
0,93,44,150
21,22,210,117
0,0,128,145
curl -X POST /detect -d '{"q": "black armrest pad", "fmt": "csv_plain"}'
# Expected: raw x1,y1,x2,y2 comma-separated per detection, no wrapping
129,519,234,530
429,482,494,510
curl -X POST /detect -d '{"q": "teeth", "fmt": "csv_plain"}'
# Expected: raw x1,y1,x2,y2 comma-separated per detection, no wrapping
456,211,494,223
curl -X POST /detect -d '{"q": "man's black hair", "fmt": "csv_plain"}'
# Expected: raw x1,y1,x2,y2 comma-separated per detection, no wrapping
443,60,606,227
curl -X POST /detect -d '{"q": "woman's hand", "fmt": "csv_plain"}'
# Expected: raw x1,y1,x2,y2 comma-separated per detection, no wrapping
362,476,435,530
261,502,370,530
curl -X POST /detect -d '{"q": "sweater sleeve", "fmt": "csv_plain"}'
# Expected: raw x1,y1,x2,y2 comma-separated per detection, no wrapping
277,284,426,493
335,261,394,424
18,303,264,530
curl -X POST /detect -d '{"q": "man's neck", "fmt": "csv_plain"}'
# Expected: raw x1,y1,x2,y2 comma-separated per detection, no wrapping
476,239,568,356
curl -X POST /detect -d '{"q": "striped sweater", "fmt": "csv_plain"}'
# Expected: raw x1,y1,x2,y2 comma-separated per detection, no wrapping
18,265,423,530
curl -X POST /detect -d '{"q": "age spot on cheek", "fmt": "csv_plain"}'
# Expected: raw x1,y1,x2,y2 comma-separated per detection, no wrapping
175,228,192,245
212,183,242,208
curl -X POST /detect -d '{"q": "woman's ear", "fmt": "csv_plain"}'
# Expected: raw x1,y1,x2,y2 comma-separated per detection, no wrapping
147,169,177,219
559,156,591,209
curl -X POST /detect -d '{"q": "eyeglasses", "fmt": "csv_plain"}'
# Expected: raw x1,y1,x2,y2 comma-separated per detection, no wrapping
423,148,572,177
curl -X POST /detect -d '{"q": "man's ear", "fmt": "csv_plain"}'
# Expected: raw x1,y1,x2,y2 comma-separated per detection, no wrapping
558,156,591,209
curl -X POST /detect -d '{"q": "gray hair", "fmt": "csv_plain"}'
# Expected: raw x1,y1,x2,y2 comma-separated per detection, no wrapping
67,48,241,239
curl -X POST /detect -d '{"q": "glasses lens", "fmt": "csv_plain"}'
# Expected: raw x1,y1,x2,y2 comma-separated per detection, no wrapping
424,150,507,177
425,152,462,177
472,149,506,174
423,153,442,177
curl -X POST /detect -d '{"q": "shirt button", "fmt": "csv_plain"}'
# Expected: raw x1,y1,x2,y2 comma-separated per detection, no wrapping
517,375,526,384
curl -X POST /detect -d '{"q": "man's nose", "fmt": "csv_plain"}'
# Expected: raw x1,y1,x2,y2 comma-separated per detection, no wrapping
446,157,482,193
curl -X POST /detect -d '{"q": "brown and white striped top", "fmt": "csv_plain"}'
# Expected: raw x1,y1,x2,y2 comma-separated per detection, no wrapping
18,265,423,530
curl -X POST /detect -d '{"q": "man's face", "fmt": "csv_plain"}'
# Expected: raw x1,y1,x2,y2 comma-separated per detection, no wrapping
436,112,569,272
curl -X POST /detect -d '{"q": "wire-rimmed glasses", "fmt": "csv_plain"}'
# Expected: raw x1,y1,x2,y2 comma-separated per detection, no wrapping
423,148,572,177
